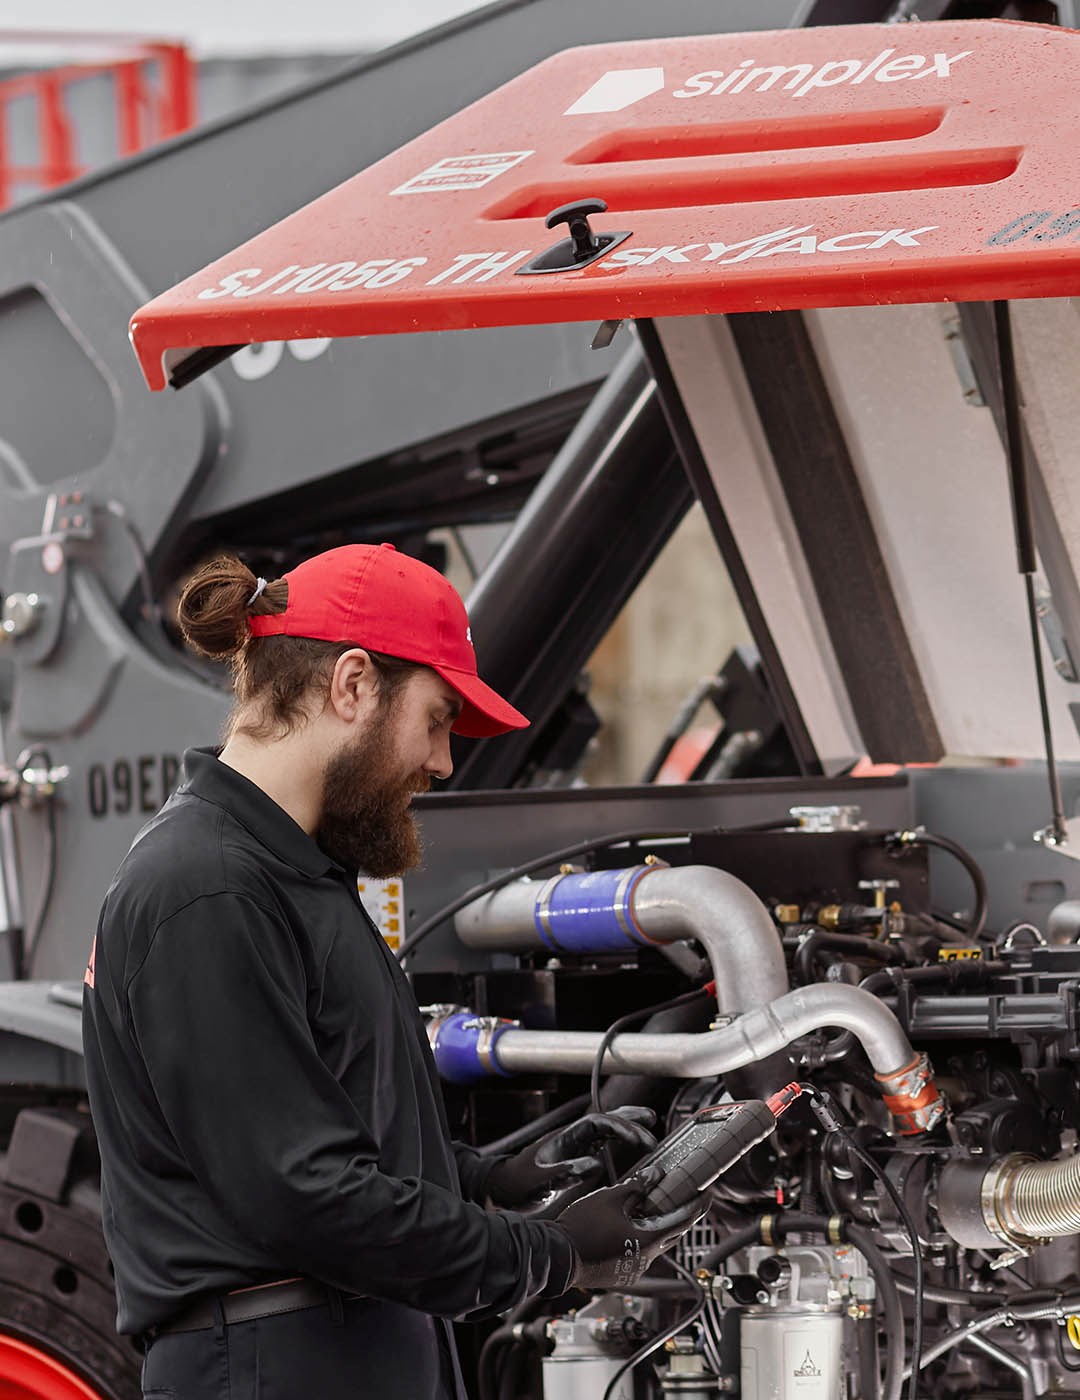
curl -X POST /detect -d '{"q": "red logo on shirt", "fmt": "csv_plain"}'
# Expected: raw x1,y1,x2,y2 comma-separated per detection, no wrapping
83,936,96,990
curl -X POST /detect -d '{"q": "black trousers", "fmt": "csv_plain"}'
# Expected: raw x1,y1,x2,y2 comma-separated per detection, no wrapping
142,1296,463,1400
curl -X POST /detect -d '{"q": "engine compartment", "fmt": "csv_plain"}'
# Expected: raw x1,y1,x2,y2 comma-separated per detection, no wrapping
407,777,1080,1399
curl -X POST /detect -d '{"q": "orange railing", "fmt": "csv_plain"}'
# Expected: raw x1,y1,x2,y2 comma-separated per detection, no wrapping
0,32,195,209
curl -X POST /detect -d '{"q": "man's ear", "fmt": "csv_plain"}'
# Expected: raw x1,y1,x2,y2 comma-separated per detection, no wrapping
328,648,379,722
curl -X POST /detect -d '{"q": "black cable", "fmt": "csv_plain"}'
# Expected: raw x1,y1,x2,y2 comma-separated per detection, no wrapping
476,1093,592,1158
804,1088,923,1400
886,829,988,940
104,500,161,626
1056,1320,1080,1373
601,1289,707,1400
20,748,59,980
910,1292,1080,1376
590,986,713,1184
591,987,712,1118
666,1253,723,1374
396,818,796,963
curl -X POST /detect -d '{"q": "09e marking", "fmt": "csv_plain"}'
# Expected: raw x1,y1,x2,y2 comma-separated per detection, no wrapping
88,755,181,819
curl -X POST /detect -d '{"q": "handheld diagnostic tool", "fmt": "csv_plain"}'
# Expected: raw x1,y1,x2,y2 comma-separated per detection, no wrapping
630,1084,801,1216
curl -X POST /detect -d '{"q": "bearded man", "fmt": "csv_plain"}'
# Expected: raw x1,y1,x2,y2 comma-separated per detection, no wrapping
82,543,701,1400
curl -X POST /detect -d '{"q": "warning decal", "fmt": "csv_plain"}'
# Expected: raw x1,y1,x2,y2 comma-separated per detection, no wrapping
391,151,533,196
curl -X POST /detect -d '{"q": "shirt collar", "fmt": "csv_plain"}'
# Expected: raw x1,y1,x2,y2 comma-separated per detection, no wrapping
179,746,338,880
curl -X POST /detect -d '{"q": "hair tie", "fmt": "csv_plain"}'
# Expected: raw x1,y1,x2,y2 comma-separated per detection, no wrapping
246,577,268,608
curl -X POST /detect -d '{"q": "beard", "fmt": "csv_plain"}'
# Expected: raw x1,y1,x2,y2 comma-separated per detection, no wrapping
315,702,429,878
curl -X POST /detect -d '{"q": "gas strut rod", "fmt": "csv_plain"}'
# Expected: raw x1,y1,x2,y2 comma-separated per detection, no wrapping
993,299,1067,847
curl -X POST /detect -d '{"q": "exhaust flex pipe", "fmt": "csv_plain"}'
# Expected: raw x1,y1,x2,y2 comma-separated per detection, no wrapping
939,1152,1080,1249
454,865,789,1015
426,983,944,1135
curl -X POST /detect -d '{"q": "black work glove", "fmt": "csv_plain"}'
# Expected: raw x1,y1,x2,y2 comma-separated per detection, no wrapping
552,1170,708,1291
486,1106,657,1210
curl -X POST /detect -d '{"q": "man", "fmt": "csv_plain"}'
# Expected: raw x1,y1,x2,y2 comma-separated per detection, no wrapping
83,543,702,1400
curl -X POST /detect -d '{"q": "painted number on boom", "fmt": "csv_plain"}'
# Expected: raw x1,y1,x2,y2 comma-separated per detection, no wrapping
88,755,181,819
987,209,1080,246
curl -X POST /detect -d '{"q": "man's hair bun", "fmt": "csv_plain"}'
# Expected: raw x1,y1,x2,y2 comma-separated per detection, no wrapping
177,555,284,660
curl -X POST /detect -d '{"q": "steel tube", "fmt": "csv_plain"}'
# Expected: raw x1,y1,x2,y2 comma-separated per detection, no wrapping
491,983,916,1080
454,864,789,1014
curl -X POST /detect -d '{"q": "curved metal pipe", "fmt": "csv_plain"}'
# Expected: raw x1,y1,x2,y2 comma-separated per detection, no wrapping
491,983,915,1079
454,865,788,1014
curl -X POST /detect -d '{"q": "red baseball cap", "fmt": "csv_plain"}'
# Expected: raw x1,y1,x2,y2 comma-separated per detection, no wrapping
248,543,529,738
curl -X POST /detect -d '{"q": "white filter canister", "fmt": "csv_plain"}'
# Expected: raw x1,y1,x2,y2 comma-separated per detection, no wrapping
741,1310,845,1400
541,1356,633,1400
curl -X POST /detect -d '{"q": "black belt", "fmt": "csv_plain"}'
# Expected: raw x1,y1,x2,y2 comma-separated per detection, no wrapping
153,1277,355,1336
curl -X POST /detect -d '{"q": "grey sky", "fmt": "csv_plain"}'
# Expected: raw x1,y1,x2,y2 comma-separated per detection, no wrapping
0,0,483,57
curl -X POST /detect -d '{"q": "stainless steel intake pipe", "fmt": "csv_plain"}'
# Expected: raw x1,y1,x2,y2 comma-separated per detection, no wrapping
454,864,789,1015
427,984,944,1134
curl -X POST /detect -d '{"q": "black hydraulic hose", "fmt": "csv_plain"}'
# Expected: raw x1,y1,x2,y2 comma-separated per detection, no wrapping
795,932,904,986
886,829,988,940
478,1326,515,1400
894,1277,1008,1308
396,818,797,963
846,1224,906,1400
479,1298,548,1400
823,962,1008,1065
476,1094,591,1158
619,1277,698,1299
496,1341,529,1400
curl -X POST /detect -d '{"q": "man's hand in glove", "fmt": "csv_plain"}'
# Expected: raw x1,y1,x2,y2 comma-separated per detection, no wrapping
552,1171,707,1291
486,1107,657,1210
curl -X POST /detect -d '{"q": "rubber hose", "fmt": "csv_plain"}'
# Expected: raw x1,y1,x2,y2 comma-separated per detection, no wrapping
890,830,988,940
824,961,1007,1064
478,1328,515,1400
795,933,904,987
893,1277,1007,1307
845,1224,908,1400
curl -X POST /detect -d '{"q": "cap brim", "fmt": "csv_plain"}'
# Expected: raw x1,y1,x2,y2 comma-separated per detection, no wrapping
433,665,530,739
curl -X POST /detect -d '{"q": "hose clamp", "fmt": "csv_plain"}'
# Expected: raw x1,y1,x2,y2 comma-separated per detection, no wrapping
875,1051,945,1135
982,1154,1046,1248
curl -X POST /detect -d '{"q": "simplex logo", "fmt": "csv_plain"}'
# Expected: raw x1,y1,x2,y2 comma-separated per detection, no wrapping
564,47,972,114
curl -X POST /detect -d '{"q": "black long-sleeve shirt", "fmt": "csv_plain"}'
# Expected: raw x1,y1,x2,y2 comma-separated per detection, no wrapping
82,747,573,1339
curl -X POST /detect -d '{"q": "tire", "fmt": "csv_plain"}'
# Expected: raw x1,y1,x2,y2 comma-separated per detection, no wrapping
0,1137,140,1400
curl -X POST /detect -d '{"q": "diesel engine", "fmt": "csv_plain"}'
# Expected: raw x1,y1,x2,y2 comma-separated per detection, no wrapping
414,809,1080,1400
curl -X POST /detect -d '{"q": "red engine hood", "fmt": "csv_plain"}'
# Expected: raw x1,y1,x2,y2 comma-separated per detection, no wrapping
131,19,1080,390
